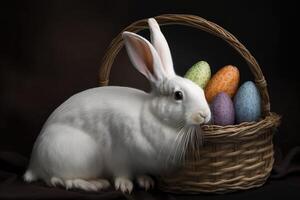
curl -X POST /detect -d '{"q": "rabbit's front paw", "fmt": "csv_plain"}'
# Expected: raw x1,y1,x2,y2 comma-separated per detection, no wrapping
114,176,133,194
64,178,110,192
137,175,154,191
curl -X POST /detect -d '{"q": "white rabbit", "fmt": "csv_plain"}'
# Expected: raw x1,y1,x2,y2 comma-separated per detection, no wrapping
23,18,211,193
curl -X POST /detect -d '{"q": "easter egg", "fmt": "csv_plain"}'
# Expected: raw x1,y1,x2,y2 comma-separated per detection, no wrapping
234,81,261,123
210,92,235,126
205,65,240,103
184,61,211,88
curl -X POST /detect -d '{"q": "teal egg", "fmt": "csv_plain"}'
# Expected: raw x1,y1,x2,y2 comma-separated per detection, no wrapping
184,61,211,88
234,81,261,123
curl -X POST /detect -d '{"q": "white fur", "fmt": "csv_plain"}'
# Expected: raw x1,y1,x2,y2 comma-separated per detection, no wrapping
24,18,211,193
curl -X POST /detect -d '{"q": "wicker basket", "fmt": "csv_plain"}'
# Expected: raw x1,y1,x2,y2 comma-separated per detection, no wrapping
98,14,281,193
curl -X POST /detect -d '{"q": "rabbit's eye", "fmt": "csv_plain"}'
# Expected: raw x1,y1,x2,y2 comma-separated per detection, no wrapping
174,91,183,101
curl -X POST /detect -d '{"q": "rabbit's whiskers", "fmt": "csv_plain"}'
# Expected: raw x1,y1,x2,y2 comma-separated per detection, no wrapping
157,120,184,165
156,120,204,172
189,126,203,164
162,125,203,169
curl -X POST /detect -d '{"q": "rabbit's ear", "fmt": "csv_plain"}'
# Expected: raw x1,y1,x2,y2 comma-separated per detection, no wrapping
148,18,175,78
122,31,166,84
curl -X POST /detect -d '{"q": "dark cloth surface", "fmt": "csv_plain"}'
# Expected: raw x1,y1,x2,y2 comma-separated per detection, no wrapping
1,151,300,200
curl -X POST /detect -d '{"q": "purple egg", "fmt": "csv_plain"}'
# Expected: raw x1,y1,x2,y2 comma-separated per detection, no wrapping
210,92,235,126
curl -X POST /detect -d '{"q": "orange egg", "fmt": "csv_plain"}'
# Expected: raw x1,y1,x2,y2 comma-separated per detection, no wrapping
205,65,240,103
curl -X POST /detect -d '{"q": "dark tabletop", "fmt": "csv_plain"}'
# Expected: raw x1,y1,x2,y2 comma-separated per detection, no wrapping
1,151,300,200
1,174,300,200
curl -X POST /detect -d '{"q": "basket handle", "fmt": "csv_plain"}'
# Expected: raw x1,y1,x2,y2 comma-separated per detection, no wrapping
99,14,271,116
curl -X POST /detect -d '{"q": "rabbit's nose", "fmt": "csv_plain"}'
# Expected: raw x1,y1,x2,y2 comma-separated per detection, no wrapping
191,112,206,124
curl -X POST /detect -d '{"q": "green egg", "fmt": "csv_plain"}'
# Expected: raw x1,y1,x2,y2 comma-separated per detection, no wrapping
184,61,211,88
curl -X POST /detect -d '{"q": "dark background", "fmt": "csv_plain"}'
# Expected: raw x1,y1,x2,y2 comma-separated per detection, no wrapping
1,0,299,199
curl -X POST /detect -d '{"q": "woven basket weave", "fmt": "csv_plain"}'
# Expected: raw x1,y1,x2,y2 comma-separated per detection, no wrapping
98,14,281,193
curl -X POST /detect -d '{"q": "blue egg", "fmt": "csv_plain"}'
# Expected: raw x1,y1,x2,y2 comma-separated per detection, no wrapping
234,81,261,123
